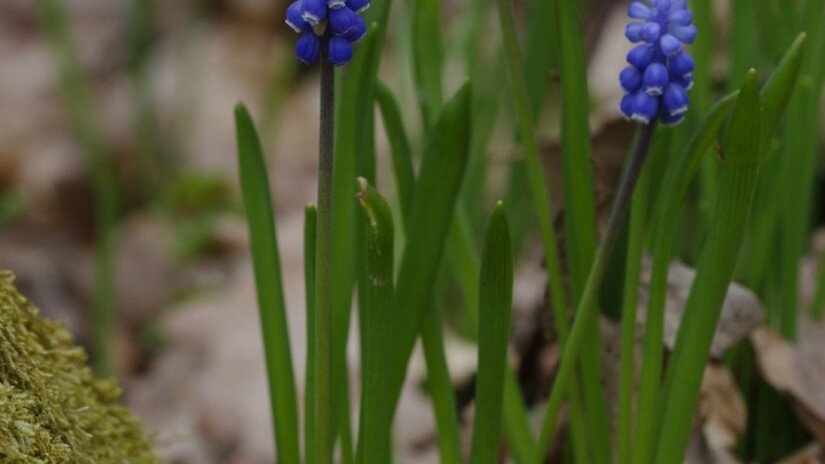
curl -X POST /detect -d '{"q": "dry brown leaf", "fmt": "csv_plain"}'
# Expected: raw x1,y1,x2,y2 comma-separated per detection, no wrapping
684,365,747,464
638,259,765,359
751,319,825,445
699,365,747,464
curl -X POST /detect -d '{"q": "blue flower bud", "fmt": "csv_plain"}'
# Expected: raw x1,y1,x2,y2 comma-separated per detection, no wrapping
329,7,358,35
620,93,636,120
329,36,353,66
620,66,643,93
641,22,661,43
301,0,327,24
668,51,694,78
296,33,321,64
628,44,655,69
626,23,645,42
643,63,669,96
662,82,689,117
327,0,346,8
629,91,659,124
671,24,697,44
628,2,653,19
677,74,694,90
659,34,682,56
345,15,367,43
668,9,693,26
286,1,312,32
659,107,685,126
654,0,674,10
346,0,370,13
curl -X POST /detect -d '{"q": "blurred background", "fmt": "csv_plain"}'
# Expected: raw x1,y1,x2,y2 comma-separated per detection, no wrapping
0,0,823,463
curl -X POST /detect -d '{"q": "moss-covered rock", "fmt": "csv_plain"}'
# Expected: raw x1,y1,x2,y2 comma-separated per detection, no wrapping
0,271,160,463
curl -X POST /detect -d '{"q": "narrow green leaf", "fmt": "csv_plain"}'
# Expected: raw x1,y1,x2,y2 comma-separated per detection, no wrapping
470,203,514,464
411,0,444,127
384,82,472,425
378,78,480,332
692,0,719,229
633,91,738,464
555,0,597,292
554,2,612,458
746,32,806,292
653,69,762,464
375,82,479,463
757,31,810,339
760,33,807,160
304,204,317,464
375,82,415,218
379,79,534,461
524,0,558,117
731,0,762,85
421,305,463,464
777,22,823,339
648,90,738,242
503,369,535,464
448,210,482,329
495,0,592,458
234,104,300,464
355,179,395,464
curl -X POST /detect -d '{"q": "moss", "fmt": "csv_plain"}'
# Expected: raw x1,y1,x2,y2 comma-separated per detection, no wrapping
0,271,160,463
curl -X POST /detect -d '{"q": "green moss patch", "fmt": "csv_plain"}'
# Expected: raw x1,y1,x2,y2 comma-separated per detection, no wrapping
0,271,159,463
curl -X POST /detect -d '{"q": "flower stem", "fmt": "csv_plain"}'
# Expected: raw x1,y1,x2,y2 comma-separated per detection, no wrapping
532,122,657,463
315,44,335,464
617,139,652,464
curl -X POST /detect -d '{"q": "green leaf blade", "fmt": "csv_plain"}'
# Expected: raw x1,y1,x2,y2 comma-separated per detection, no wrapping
653,69,763,464
470,203,514,464
355,179,395,464
234,104,300,464
411,0,445,127
304,204,317,464
554,2,612,459
634,90,738,464
385,81,473,424
375,82,416,218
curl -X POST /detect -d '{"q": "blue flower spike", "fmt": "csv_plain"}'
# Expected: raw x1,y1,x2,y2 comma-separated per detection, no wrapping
619,0,696,126
286,0,369,66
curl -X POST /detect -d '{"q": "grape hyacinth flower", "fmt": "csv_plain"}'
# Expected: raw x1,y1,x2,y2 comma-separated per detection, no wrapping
286,0,369,66
619,0,696,126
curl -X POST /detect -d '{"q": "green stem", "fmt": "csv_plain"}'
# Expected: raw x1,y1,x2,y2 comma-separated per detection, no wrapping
533,122,657,463
314,46,335,464
616,146,651,464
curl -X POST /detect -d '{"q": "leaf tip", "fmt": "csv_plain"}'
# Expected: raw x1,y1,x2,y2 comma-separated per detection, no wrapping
234,103,250,122
487,201,510,240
